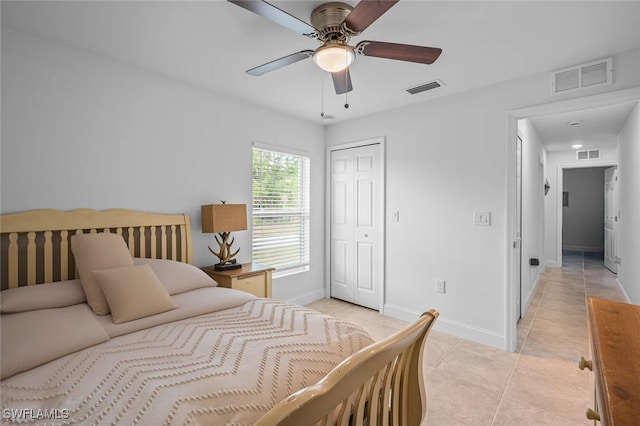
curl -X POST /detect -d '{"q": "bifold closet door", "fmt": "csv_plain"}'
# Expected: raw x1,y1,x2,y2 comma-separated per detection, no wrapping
330,144,381,310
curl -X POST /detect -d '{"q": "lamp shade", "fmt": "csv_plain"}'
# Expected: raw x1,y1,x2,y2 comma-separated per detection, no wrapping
201,204,247,233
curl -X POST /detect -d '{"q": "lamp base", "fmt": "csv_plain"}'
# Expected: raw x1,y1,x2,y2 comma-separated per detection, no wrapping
214,262,242,271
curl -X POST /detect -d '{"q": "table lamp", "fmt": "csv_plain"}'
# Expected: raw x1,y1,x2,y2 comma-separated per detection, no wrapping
201,203,247,270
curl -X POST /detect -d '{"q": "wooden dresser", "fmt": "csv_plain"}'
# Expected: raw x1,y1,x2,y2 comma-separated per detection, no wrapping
583,298,640,425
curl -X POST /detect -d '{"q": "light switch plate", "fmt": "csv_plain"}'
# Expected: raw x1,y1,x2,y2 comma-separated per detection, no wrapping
474,212,491,226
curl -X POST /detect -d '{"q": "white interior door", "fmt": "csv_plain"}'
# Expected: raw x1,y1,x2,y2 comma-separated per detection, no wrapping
330,144,381,310
604,166,618,273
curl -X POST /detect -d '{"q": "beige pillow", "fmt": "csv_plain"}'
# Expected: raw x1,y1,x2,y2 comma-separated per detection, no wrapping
1,304,110,379
0,279,86,313
133,257,217,294
93,264,178,324
71,233,134,315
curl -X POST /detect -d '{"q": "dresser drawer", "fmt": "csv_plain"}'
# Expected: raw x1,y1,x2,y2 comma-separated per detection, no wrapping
235,274,267,297
201,263,274,298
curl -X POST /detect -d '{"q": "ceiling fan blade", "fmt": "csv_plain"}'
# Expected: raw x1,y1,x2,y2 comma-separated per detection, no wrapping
228,0,317,37
343,0,399,34
332,68,353,94
356,41,442,64
246,50,314,76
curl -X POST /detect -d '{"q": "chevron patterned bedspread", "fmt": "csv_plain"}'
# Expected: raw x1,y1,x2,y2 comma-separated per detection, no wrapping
0,299,374,425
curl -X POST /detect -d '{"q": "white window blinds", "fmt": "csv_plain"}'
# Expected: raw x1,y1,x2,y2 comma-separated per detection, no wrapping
252,147,310,272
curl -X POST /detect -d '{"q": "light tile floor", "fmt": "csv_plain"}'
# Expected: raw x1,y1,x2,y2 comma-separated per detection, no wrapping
307,251,625,425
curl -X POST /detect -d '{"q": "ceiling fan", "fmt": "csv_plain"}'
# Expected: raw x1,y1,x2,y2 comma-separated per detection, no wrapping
228,0,442,95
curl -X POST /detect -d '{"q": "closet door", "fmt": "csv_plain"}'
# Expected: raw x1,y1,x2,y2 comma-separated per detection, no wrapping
330,144,381,309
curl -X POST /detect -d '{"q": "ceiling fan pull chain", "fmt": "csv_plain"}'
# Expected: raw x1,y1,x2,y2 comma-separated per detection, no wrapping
344,54,349,109
320,70,325,117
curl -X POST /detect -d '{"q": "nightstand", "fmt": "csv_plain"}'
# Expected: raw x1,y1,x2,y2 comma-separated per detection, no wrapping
201,263,275,298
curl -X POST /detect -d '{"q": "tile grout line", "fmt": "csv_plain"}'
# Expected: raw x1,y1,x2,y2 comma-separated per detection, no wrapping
489,350,521,425
490,251,591,425
490,268,550,425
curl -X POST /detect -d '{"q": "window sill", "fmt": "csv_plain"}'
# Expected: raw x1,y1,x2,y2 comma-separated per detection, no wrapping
273,265,310,279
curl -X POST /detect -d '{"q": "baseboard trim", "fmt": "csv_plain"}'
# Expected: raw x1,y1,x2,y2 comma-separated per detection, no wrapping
616,278,632,303
383,303,506,349
562,245,604,253
545,260,559,268
288,289,326,306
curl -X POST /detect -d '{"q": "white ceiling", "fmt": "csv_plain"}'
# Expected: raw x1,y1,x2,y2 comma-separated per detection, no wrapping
2,0,639,146
529,101,638,152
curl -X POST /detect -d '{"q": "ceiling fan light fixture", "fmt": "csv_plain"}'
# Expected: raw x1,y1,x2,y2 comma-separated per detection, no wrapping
313,43,355,73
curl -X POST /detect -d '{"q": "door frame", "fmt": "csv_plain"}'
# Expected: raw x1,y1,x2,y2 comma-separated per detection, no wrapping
325,137,386,313
505,87,640,352
515,134,523,321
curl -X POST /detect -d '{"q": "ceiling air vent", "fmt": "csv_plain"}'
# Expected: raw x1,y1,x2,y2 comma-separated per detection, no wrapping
551,57,612,96
405,79,444,95
577,149,600,160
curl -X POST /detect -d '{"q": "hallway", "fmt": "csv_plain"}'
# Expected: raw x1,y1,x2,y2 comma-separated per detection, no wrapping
517,250,625,359
308,251,626,425
504,250,626,425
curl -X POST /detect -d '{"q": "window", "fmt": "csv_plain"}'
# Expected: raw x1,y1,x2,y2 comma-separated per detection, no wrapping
252,146,310,274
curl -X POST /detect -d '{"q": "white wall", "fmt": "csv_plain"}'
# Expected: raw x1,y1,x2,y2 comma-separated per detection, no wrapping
544,146,618,266
326,48,640,349
617,102,640,304
517,119,546,313
0,29,326,304
3,25,640,349
562,168,606,252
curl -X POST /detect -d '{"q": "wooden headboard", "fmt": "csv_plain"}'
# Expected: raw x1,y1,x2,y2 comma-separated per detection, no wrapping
0,209,192,290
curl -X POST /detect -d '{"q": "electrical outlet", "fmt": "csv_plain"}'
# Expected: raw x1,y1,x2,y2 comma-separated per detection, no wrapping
436,280,446,294
392,211,400,222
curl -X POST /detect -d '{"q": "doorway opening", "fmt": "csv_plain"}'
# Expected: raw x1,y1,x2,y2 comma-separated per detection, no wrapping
562,167,606,260
505,88,639,352
559,166,617,271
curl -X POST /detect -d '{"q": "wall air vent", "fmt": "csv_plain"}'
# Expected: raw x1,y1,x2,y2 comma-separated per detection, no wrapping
405,79,444,95
576,149,600,160
550,57,612,96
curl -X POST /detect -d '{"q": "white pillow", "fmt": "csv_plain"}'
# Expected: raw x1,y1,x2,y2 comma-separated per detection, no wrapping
93,264,178,324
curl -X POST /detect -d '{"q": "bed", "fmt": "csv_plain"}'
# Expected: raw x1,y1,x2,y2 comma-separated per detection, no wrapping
0,208,437,425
